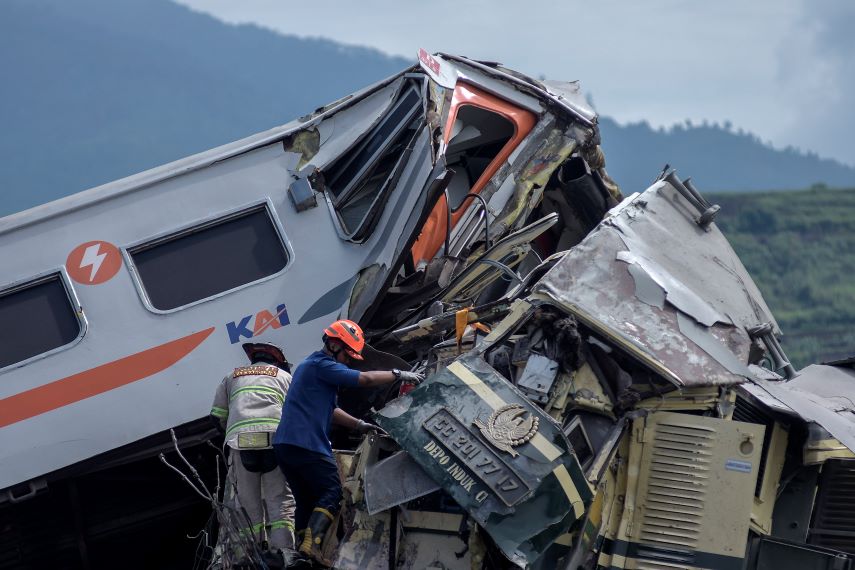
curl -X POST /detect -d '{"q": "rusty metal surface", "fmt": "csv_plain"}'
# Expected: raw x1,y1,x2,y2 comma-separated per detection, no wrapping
533,180,777,387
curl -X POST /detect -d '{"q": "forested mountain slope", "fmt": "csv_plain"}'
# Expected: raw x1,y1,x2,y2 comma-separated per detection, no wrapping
710,187,855,368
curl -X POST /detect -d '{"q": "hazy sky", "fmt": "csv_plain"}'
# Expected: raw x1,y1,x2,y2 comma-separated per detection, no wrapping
177,0,854,166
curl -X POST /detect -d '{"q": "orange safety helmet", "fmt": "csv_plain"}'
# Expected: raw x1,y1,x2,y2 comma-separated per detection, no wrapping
323,319,365,360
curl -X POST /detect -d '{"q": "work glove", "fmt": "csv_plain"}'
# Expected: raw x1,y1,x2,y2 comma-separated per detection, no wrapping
393,368,425,385
355,420,388,436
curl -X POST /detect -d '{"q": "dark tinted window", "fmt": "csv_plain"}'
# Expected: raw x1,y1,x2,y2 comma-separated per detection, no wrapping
337,120,420,236
324,82,423,240
0,275,81,368
325,85,421,200
130,207,288,310
565,418,594,468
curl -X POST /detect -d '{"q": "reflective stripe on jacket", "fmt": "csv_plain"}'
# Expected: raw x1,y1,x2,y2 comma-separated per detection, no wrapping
211,365,292,449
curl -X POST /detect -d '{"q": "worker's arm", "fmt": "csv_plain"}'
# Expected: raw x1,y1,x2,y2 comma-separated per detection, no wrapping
357,369,424,388
332,407,361,430
210,376,230,431
356,370,395,388
333,407,388,435
319,358,423,389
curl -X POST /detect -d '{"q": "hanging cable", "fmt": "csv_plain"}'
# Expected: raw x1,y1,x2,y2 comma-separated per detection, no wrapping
473,258,522,284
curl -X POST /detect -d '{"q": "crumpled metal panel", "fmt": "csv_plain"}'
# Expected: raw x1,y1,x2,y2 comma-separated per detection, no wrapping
333,511,394,570
533,181,777,387
375,355,592,567
539,79,598,124
749,364,855,453
364,451,440,515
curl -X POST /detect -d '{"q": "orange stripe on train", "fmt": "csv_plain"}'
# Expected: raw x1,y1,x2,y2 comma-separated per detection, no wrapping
0,327,215,428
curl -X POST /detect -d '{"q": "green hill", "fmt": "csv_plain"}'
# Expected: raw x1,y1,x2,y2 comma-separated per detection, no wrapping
710,186,855,369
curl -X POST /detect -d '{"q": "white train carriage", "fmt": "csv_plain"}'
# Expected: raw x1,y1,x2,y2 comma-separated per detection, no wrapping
0,51,605,503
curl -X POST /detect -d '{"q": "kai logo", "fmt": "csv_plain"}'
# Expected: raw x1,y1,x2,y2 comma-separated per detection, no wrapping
226,304,290,344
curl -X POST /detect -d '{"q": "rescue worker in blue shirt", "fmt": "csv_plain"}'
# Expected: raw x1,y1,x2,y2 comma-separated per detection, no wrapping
273,319,423,567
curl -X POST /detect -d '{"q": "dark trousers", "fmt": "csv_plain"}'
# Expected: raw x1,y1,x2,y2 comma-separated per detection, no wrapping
274,443,342,531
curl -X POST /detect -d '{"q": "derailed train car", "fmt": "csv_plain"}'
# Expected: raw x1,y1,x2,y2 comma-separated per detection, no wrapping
328,176,855,569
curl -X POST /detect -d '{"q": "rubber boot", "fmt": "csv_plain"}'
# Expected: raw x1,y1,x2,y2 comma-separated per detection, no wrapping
261,548,286,569
283,529,307,569
297,508,334,567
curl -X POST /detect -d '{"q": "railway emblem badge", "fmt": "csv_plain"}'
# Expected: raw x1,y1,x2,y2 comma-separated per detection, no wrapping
474,404,539,457
66,240,123,285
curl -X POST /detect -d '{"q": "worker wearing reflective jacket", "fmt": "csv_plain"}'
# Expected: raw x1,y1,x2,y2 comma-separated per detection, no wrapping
211,342,296,555
273,319,424,567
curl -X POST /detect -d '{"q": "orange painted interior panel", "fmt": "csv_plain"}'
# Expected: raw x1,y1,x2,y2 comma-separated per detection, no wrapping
410,83,537,265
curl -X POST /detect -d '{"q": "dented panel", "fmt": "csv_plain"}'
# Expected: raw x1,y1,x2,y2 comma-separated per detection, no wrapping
534,179,775,387
376,355,592,566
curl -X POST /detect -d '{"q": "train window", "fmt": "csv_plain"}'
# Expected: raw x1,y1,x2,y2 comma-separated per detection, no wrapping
324,82,423,241
0,274,81,368
444,105,514,208
129,206,288,311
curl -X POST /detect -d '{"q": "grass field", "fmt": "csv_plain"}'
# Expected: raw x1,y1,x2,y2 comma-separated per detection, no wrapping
709,187,855,369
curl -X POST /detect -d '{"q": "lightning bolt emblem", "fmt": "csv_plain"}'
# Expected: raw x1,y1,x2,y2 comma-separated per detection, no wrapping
80,243,108,282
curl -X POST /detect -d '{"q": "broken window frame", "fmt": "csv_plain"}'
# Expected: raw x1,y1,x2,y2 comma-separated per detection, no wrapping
125,200,293,314
0,269,87,372
411,81,538,264
321,80,426,242
443,105,515,207
563,415,595,470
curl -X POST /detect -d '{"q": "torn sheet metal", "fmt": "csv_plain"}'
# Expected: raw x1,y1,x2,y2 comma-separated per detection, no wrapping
364,451,441,515
616,250,728,327
418,48,457,89
333,510,395,570
375,355,592,567
539,79,597,124
439,54,596,126
533,179,774,387
676,313,751,377
787,363,855,401
609,181,776,332
439,213,559,304
749,364,855,453
452,65,544,115
492,126,577,237
517,354,560,404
